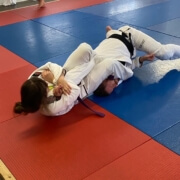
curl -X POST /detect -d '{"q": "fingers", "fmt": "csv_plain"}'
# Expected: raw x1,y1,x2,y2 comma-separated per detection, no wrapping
53,81,72,96
149,53,154,58
62,86,71,95
67,84,72,90
59,82,72,95
149,54,155,60
145,54,154,61
54,86,71,96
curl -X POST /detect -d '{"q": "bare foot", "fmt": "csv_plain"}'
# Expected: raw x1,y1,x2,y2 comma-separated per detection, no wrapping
38,0,45,8
106,26,112,32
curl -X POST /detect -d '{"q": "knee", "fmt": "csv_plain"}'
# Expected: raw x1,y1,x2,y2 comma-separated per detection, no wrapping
78,43,94,59
79,43,93,52
155,45,174,60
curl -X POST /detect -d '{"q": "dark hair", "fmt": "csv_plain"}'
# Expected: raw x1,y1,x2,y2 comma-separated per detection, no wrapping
93,80,110,97
14,77,48,114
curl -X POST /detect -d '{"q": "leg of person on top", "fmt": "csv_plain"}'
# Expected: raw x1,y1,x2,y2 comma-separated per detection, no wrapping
94,25,180,97
92,26,157,97
118,25,180,60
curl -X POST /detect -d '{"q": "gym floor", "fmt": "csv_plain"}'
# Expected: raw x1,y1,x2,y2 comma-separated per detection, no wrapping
0,0,180,179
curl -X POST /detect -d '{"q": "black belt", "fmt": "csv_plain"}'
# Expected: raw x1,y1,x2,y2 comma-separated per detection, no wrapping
108,32,134,57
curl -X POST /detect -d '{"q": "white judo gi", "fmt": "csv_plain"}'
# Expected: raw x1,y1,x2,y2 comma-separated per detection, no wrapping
84,25,180,93
29,43,96,116
28,26,180,116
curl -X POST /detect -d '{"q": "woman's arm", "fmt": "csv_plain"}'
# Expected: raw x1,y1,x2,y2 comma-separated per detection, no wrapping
40,82,80,116
40,65,72,95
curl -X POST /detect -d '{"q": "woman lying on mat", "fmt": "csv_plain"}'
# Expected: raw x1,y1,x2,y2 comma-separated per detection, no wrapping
14,43,98,116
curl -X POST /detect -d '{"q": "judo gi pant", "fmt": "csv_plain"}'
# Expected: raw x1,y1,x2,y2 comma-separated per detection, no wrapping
119,25,180,60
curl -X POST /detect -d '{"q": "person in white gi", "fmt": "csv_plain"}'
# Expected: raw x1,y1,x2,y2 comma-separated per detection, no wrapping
14,25,180,116
89,25,180,96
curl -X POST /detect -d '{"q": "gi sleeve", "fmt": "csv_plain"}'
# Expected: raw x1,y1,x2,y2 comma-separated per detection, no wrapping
40,82,80,116
130,57,142,69
28,62,63,81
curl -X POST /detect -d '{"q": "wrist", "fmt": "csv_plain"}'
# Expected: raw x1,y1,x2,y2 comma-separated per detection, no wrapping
139,57,143,67
139,56,143,63
53,78,57,85
61,69,66,77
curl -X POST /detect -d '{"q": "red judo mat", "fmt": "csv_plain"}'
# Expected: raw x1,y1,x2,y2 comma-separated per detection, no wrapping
0,102,151,179
0,46,35,122
84,140,180,180
0,0,111,26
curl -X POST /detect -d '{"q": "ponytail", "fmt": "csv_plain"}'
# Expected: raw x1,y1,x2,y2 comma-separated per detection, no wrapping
13,102,26,114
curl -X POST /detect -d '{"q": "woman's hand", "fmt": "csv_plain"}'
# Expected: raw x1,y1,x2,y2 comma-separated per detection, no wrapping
53,83,71,97
57,76,72,95
42,69,71,96
41,69,54,83
53,85,63,97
